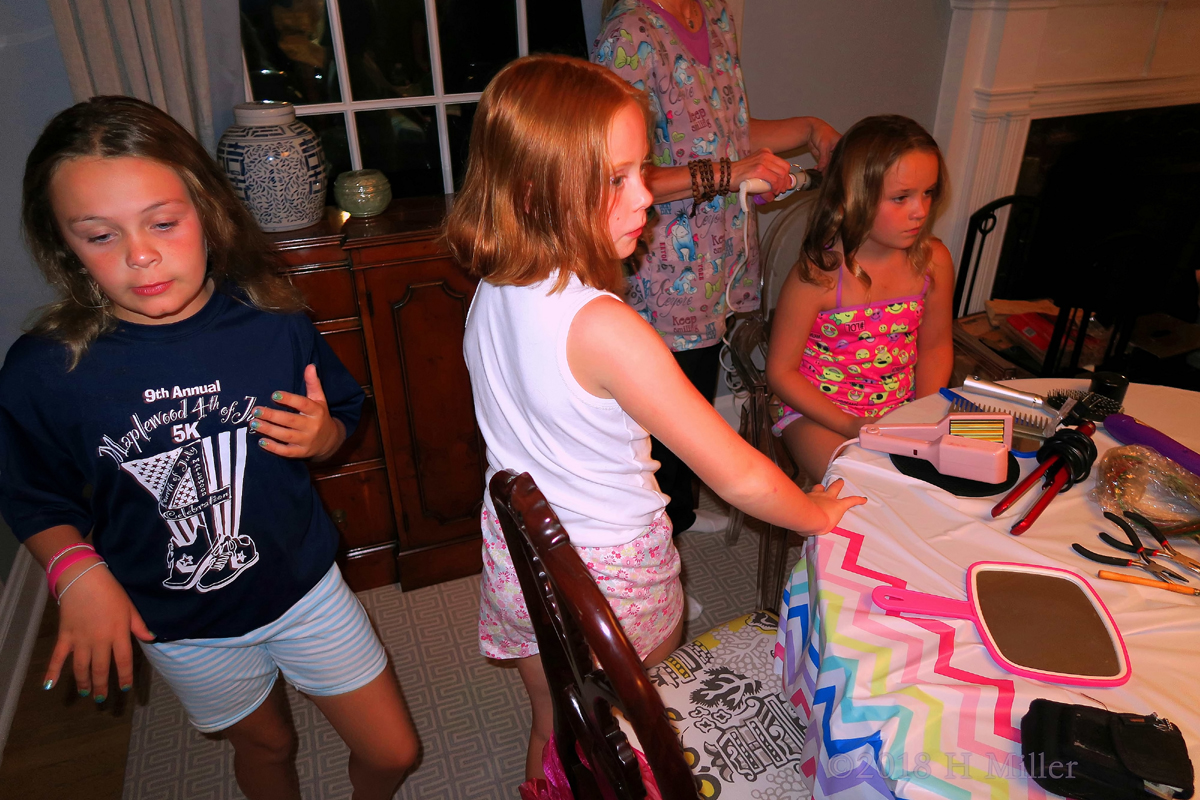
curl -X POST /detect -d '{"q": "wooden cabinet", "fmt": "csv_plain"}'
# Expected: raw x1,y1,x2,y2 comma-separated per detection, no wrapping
269,197,484,592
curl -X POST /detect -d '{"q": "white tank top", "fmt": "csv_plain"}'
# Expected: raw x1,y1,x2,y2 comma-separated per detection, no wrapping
464,273,667,547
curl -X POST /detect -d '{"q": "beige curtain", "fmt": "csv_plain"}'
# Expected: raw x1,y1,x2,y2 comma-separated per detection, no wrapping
47,0,215,150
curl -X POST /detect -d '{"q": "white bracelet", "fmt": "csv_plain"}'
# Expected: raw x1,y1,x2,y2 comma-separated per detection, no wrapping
55,561,108,605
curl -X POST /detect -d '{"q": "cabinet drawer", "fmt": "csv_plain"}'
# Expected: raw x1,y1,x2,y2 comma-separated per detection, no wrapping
326,394,382,465
313,466,396,550
322,328,370,388
338,546,398,591
292,267,358,322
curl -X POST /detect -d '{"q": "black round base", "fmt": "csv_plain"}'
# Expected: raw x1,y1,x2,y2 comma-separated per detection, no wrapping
890,452,1020,497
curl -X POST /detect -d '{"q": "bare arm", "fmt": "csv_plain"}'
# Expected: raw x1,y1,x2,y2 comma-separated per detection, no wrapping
766,268,870,438
567,297,864,534
913,241,956,398
24,525,154,698
749,117,841,170
645,149,794,204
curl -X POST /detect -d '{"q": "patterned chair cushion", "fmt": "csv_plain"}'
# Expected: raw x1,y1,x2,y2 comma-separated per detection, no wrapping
619,611,811,799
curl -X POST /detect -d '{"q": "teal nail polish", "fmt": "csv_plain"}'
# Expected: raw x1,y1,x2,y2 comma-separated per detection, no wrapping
121,684,132,692
250,420,259,431
94,694,106,704
253,407,262,418
78,689,90,698
258,439,268,448
43,679,54,691
272,391,283,402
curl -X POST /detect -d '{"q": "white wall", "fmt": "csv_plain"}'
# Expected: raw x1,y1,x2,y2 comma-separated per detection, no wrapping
738,0,953,303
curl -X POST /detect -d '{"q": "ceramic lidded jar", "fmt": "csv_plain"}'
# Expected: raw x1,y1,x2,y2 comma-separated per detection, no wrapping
334,170,393,217
217,102,327,232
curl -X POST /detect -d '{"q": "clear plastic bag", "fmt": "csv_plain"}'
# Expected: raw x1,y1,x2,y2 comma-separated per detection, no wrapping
1090,445,1200,525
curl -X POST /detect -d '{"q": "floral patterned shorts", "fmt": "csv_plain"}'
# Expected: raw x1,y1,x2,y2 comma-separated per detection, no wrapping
478,508,683,661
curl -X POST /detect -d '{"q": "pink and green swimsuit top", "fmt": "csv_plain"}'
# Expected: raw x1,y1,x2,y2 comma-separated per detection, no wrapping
794,268,930,418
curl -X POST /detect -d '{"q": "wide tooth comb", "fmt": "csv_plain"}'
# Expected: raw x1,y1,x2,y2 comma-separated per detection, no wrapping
947,398,1046,439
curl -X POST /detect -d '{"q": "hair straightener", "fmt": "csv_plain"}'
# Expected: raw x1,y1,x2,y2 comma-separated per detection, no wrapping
859,412,1012,483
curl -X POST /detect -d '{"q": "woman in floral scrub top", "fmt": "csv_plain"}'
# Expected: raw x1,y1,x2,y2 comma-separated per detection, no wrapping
593,0,839,533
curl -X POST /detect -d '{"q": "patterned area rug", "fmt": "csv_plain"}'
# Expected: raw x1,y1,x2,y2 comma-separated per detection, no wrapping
121,494,799,799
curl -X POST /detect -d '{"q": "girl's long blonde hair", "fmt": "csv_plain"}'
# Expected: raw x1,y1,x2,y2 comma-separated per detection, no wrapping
22,95,304,369
797,115,948,290
443,54,648,295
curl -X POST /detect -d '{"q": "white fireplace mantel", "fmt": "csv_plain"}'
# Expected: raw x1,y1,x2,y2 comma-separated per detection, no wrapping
932,0,1200,314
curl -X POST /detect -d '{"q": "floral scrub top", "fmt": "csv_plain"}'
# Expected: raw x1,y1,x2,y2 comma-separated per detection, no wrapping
772,270,930,435
593,0,759,352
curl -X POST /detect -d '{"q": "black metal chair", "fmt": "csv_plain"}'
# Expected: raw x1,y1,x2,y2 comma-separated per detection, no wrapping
953,195,1042,319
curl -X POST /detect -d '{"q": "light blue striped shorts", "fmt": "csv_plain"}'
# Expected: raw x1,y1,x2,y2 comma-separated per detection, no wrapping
139,563,388,733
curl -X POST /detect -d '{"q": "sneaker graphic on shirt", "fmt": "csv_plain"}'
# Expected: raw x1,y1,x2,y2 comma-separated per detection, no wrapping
121,428,256,592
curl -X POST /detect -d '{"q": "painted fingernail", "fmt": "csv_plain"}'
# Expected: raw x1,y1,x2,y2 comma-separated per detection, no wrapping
258,439,268,448
78,689,90,698
43,679,54,691
250,420,260,431
94,694,106,704
253,408,263,418
272,391,283,402
121,684,132,692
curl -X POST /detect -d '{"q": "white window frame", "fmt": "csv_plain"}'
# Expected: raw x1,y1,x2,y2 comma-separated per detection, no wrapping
243,0,530,193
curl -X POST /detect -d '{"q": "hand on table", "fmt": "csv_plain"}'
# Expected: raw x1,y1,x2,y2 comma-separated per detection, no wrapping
801,479,867,535
46,561,154,700
252,364,346,461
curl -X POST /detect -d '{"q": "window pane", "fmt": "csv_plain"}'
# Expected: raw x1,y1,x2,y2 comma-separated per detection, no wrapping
446,103,478,191
526,0,587,58
336,0,434,101
297,112,351,206
436,0,518,94
240,0,340,104
355,107,443,198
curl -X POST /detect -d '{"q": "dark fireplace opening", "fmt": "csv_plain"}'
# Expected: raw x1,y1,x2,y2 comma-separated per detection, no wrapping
985,102,1200,386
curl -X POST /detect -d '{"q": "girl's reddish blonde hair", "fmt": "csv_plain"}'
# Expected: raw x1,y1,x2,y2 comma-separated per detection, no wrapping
798,115,948,290
444,54,648,294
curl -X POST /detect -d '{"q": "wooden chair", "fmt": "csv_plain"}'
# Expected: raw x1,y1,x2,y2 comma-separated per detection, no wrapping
490,470,808,799
490,469,698,800
721,315,800,612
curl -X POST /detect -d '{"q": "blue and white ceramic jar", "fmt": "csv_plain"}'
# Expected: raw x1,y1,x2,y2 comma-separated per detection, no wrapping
217,102,327,232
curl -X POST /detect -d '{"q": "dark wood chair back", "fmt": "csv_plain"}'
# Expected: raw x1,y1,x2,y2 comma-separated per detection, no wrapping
488,470,699,800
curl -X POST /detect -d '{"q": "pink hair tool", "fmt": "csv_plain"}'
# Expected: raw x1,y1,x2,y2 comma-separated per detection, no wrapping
859,412,1013,484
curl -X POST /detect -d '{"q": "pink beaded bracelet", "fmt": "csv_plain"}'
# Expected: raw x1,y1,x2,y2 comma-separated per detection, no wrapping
47,546,100,601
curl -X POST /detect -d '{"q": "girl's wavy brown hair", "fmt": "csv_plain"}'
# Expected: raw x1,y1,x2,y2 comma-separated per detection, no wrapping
22,95,305,369
797,115,947,291
443,54,648,295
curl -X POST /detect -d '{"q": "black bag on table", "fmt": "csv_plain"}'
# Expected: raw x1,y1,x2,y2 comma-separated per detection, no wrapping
1021,699,1193,800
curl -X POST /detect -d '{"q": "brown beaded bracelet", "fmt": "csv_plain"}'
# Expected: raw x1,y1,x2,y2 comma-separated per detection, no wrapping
717,157,732,195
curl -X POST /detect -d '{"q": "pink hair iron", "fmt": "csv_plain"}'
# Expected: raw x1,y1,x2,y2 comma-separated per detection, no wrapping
859,412,1013,483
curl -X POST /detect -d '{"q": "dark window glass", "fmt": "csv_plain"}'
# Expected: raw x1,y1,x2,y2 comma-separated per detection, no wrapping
355,107,444,198
337,0,434,101
240,0,340,104
297,112,351,206
526,0,588,58
446,103,477,191
435,0,518,94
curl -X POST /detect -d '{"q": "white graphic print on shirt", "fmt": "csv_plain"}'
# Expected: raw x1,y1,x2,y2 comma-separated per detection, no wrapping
121,428,257,592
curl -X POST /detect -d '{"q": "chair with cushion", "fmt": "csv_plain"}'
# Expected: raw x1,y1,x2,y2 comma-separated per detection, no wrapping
490,469,808,800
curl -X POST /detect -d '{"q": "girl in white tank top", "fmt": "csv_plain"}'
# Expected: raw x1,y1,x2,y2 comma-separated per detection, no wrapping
446,55,865,784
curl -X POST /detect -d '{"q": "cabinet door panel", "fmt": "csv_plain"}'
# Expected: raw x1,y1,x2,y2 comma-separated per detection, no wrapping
364,259,484,550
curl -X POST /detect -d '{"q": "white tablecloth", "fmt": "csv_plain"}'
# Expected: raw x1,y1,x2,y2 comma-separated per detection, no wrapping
775,380,1200,799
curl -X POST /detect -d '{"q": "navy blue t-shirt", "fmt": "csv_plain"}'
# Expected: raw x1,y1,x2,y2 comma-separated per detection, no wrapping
0,290,363,641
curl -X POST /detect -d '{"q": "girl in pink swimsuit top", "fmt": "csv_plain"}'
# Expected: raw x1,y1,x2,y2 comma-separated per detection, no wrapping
766,115,956,482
